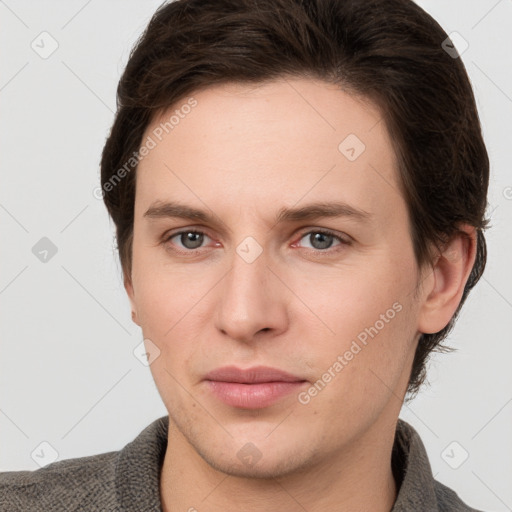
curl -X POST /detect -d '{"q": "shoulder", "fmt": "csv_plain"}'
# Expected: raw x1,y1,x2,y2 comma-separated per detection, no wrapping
433,479,485,512
393,419,486,512
0,450,120,512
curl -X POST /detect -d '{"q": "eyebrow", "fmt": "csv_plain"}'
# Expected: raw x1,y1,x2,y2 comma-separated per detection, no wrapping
143,200,372,226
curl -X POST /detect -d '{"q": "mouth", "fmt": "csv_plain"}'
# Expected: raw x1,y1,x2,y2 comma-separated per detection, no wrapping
203,365,308,409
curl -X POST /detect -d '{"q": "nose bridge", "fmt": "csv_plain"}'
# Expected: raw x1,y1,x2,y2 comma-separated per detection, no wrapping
215,238,286,341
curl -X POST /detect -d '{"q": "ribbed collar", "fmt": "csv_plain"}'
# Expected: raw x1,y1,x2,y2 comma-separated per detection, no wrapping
390,418,440,510
115,415,168,511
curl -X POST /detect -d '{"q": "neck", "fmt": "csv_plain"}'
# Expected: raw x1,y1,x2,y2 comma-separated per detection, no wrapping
160,416,399,512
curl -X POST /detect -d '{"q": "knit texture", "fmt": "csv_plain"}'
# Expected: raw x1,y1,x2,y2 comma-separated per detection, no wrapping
0,416,483,511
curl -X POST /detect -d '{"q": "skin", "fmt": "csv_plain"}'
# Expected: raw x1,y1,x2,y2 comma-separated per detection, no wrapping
125,77,476,512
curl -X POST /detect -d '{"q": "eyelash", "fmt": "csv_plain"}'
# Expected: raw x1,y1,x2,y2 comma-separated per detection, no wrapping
162,228,351,255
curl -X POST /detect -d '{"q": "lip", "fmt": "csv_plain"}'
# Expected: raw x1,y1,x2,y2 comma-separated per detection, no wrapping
204,365,305,384
203,365,308,409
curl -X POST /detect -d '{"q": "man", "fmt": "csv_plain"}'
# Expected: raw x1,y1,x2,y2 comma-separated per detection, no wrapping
0,0,489,510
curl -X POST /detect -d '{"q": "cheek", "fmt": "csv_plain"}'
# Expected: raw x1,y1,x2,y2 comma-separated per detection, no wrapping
131,262,219,387
297,259,410,339
132,255,212,335
134,270,202,405
295,297,417,437
292,255,417,384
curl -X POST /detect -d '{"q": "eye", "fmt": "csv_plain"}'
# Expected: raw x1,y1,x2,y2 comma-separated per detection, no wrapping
295,229,350,251
165,230,213,251
162,228,351,255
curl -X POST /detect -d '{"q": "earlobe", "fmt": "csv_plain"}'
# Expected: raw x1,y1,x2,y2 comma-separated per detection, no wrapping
417,225,477,335
124,275,140,326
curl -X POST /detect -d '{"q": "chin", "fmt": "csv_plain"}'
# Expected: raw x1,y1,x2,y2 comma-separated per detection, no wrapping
196,441,319,480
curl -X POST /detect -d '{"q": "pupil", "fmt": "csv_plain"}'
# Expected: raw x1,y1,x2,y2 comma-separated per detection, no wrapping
312,233,332,249
183,232,203,249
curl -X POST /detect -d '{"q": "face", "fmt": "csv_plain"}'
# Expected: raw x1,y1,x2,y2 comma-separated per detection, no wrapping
126,77,427,478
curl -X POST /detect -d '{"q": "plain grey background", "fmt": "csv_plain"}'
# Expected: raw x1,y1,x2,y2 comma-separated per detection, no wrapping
1,1,511,510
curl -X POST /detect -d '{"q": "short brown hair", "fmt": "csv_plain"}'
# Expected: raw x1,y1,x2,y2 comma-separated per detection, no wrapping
100,0,490,399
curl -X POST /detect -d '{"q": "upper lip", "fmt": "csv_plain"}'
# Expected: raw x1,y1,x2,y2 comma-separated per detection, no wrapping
204,365,306,384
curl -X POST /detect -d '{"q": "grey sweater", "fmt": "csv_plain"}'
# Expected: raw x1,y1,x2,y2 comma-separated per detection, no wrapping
0,416,483,511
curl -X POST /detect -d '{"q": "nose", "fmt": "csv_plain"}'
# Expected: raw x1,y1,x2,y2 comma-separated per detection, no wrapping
214,246,289,343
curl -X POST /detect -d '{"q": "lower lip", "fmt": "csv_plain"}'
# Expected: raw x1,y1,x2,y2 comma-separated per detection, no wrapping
205,380,307,409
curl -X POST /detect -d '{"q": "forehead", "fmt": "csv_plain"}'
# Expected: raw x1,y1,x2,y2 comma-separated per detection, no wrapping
135,78,402,225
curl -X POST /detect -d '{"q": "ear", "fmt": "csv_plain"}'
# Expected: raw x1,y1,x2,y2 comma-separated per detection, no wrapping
417,225,477,335
124,273,140,326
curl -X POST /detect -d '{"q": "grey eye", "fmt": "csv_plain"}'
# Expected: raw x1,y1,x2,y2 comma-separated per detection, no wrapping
300,231,341,250
173,231,207,250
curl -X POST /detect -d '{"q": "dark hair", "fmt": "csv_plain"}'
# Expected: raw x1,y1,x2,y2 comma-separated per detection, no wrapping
100,0,490,399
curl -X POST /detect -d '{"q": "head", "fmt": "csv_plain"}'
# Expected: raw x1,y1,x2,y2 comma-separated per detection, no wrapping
100,0,489,477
